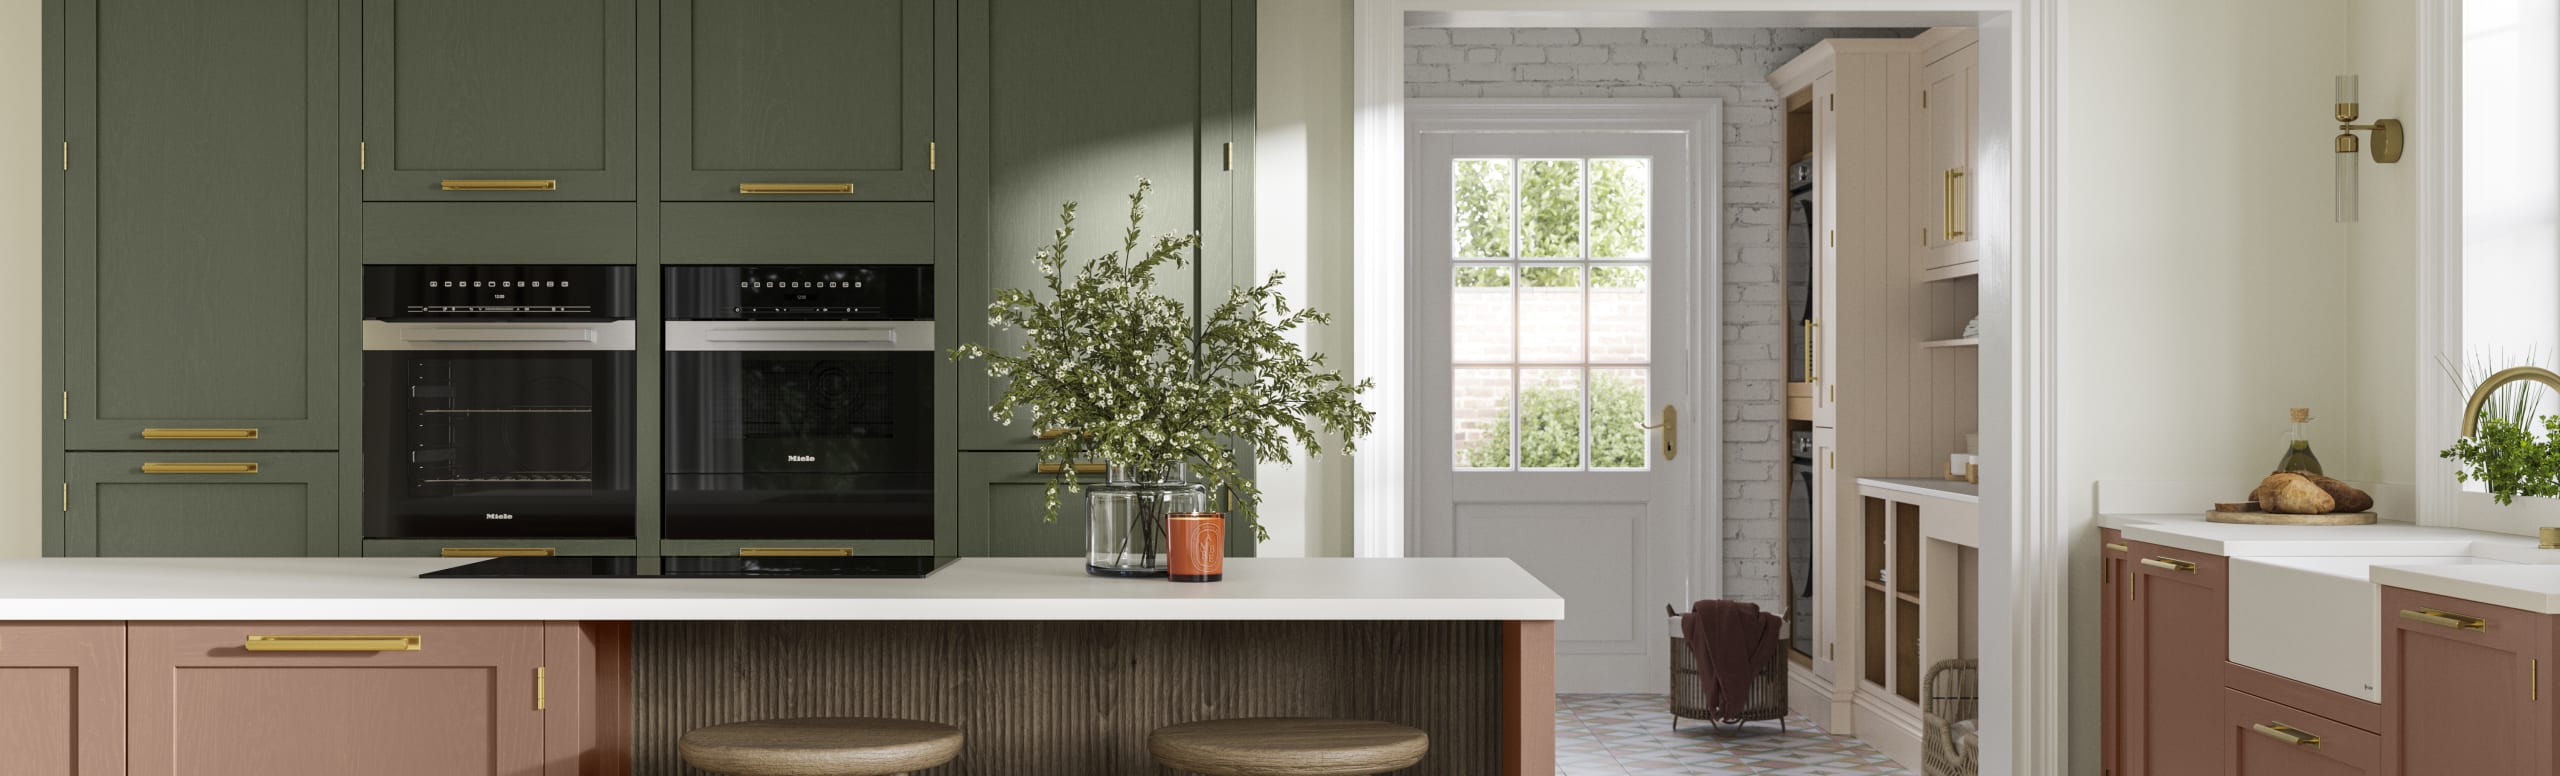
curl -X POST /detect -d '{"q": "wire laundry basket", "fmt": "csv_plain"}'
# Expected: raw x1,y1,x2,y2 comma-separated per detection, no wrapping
1666,604,1791,732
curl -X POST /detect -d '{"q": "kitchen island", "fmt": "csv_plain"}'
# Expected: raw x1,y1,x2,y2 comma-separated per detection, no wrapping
0,557,1561,776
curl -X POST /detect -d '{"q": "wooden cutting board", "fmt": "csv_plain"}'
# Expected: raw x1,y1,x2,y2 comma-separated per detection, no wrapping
2205,510,2377,525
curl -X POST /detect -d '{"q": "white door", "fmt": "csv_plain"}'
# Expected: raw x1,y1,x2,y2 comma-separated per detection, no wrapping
1412,119,1713,693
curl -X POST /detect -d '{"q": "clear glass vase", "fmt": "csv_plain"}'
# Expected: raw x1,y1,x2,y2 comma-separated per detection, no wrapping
1086,462,1208,577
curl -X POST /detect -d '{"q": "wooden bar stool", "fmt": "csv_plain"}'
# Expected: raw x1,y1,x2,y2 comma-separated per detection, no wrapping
1149,718,1429,776
679,717,962,776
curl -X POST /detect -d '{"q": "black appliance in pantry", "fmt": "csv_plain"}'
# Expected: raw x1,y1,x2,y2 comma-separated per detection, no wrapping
363,265,639,540
662,266,937,543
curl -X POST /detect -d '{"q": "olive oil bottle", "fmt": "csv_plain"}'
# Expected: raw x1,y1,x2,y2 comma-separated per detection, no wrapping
2276,407,2324,475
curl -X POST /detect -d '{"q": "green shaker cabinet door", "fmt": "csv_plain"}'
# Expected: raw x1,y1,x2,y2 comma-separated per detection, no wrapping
67,453,339,557
64,0,339,451
362,0,636,201
956,453,1092,557
956,0,1227,450
663,0,935,201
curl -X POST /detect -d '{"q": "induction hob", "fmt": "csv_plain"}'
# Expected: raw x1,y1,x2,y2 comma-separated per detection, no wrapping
420,555,956,579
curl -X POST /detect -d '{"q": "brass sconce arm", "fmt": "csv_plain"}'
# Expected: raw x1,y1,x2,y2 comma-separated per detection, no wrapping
2460,366,2560,437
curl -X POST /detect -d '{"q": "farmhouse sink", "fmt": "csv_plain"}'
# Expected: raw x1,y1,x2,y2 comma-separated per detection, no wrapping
2229,555,2513,703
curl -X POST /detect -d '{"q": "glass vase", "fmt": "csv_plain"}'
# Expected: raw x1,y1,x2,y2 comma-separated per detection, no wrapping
1085,462,1208,577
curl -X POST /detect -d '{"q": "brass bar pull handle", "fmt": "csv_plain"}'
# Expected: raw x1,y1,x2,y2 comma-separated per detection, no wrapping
2251,723,2321,748
1802,321,1816,383
141,428,259,440
1036,462,1107,475
1633,405,1678,460
2103,543,2130,553
739,182,855,195
245,635,422,652
2139,557,2197,573
441,179,558,191
1807,320,1821,384
140,462,258,475
2400,608,2489,631
440,547,556,558
738,548,853,557
1943,168,1967,239
1035,428,1079,440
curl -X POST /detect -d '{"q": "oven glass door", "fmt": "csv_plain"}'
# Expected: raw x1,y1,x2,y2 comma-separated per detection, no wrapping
364,351,636,538
664,350,934,540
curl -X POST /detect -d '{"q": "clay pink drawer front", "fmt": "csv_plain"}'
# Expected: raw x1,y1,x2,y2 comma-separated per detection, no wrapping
2224,687,2378,776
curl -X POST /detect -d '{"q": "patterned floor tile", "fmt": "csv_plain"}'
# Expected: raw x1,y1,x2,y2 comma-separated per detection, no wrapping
1553,694,1911,775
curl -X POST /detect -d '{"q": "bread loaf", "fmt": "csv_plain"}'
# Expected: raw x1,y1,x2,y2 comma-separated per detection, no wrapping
2301,472,2374,513
2256,472,2338,514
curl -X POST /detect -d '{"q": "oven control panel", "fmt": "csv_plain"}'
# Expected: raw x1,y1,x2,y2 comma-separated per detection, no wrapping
665,265,932,321
364,265,637,321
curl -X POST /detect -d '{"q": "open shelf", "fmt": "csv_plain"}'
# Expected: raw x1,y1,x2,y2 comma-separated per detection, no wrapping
1921,337,1978,348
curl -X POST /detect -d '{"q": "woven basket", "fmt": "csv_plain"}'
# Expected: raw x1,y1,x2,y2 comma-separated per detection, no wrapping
1667,629,1791,731
1922,658,1980,776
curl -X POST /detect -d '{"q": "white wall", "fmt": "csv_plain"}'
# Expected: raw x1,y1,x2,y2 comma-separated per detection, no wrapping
1253,0,1359,557
1,0,38,559
2060,0,2416,772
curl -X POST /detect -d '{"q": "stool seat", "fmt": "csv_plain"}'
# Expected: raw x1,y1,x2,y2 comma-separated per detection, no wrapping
1149,718,1430,776
679,717,963,776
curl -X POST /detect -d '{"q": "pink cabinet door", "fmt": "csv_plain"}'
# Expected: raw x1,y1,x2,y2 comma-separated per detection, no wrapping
2225,687,2378,776
2100,529,2126,776
0,624,126,776
2379,587,2555,776
128,622,549,776
2122,540,2227,776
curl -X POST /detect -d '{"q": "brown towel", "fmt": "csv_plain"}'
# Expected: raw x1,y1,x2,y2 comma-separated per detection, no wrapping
1681,599,1781,721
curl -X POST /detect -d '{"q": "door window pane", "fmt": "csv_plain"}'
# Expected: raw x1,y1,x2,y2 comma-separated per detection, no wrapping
1588,265,1649,364
1520,159,1585,258
1454,368,1514,469
1518,368,1585,469
1454,159,1514,258
1452,265,1514,363
1591,367,1649,469
1590,158,1650,258
1519,265,1584,362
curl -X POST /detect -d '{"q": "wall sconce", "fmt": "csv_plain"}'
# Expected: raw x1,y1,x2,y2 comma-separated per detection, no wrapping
2334,75,2404,223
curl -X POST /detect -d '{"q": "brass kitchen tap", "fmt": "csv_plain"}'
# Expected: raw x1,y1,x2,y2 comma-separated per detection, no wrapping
2460,366,2560,437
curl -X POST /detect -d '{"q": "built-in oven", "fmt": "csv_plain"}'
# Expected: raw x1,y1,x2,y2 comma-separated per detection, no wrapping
662,265,935,541
363,265,638,540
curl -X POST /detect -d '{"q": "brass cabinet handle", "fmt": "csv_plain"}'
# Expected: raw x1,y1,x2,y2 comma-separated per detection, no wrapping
2103,543,2130,553
1943,168,1967,239
2251,723,2321,748
2140,557,2197,573
140,462,258,475
2400,608,2489,631
245,635,422,652
739,182,854,195
1807,320,1821,384
1037,462,1107,475
440,179,557,191
440,547,556,558
739,548,852,557
140,427,259,440
1035,428,1080,440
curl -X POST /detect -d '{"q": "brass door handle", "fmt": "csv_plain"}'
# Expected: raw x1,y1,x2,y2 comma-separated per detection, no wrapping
739,182,854,195
140,427,259,440
440,547,556,558
441,179,557,191
2251,723,2321,748
2139,557,2197,573
2103,543,2129,553
739,548,852,557
245,635,422,652
140,462,258,475
1943,168,1967,240
2400,608,2489,631
1037,462,1107,475
1634,404,1678,460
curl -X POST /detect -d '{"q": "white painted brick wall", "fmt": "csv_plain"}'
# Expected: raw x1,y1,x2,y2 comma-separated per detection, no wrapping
1406,27,1916,611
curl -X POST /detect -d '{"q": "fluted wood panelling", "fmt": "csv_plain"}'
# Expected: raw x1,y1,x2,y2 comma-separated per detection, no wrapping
635,621,1501,775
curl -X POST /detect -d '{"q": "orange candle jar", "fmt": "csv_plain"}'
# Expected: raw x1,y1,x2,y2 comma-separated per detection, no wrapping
1167,512,1225,583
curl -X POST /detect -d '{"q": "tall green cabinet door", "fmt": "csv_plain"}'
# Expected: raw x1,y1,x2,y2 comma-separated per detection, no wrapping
63,0,339,451
361,0,637,201
956,0,1227,450
662,0,936,201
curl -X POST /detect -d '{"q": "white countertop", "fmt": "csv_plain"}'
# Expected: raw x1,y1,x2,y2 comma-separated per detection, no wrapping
1857,477,1978,503
2101,510,2560,613
0,557,1565,622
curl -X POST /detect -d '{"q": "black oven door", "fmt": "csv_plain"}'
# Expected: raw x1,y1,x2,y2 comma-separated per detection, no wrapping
663,347,934,540
364,350,637,538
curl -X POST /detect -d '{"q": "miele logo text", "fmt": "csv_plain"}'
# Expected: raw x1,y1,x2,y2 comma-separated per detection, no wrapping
787,455,816,462
484,513,514,520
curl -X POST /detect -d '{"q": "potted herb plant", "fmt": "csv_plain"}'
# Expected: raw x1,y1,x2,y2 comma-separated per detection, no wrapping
953,180,1373,577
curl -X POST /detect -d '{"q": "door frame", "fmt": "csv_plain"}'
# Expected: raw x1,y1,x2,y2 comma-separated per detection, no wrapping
1404,99,1725,609
1349,4,2062,774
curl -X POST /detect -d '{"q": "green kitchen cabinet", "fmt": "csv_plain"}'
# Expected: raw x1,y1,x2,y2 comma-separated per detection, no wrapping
66,453,340,557
954,0,1252,451
62,0,341,452
661,0,936,201
362,0,637,201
